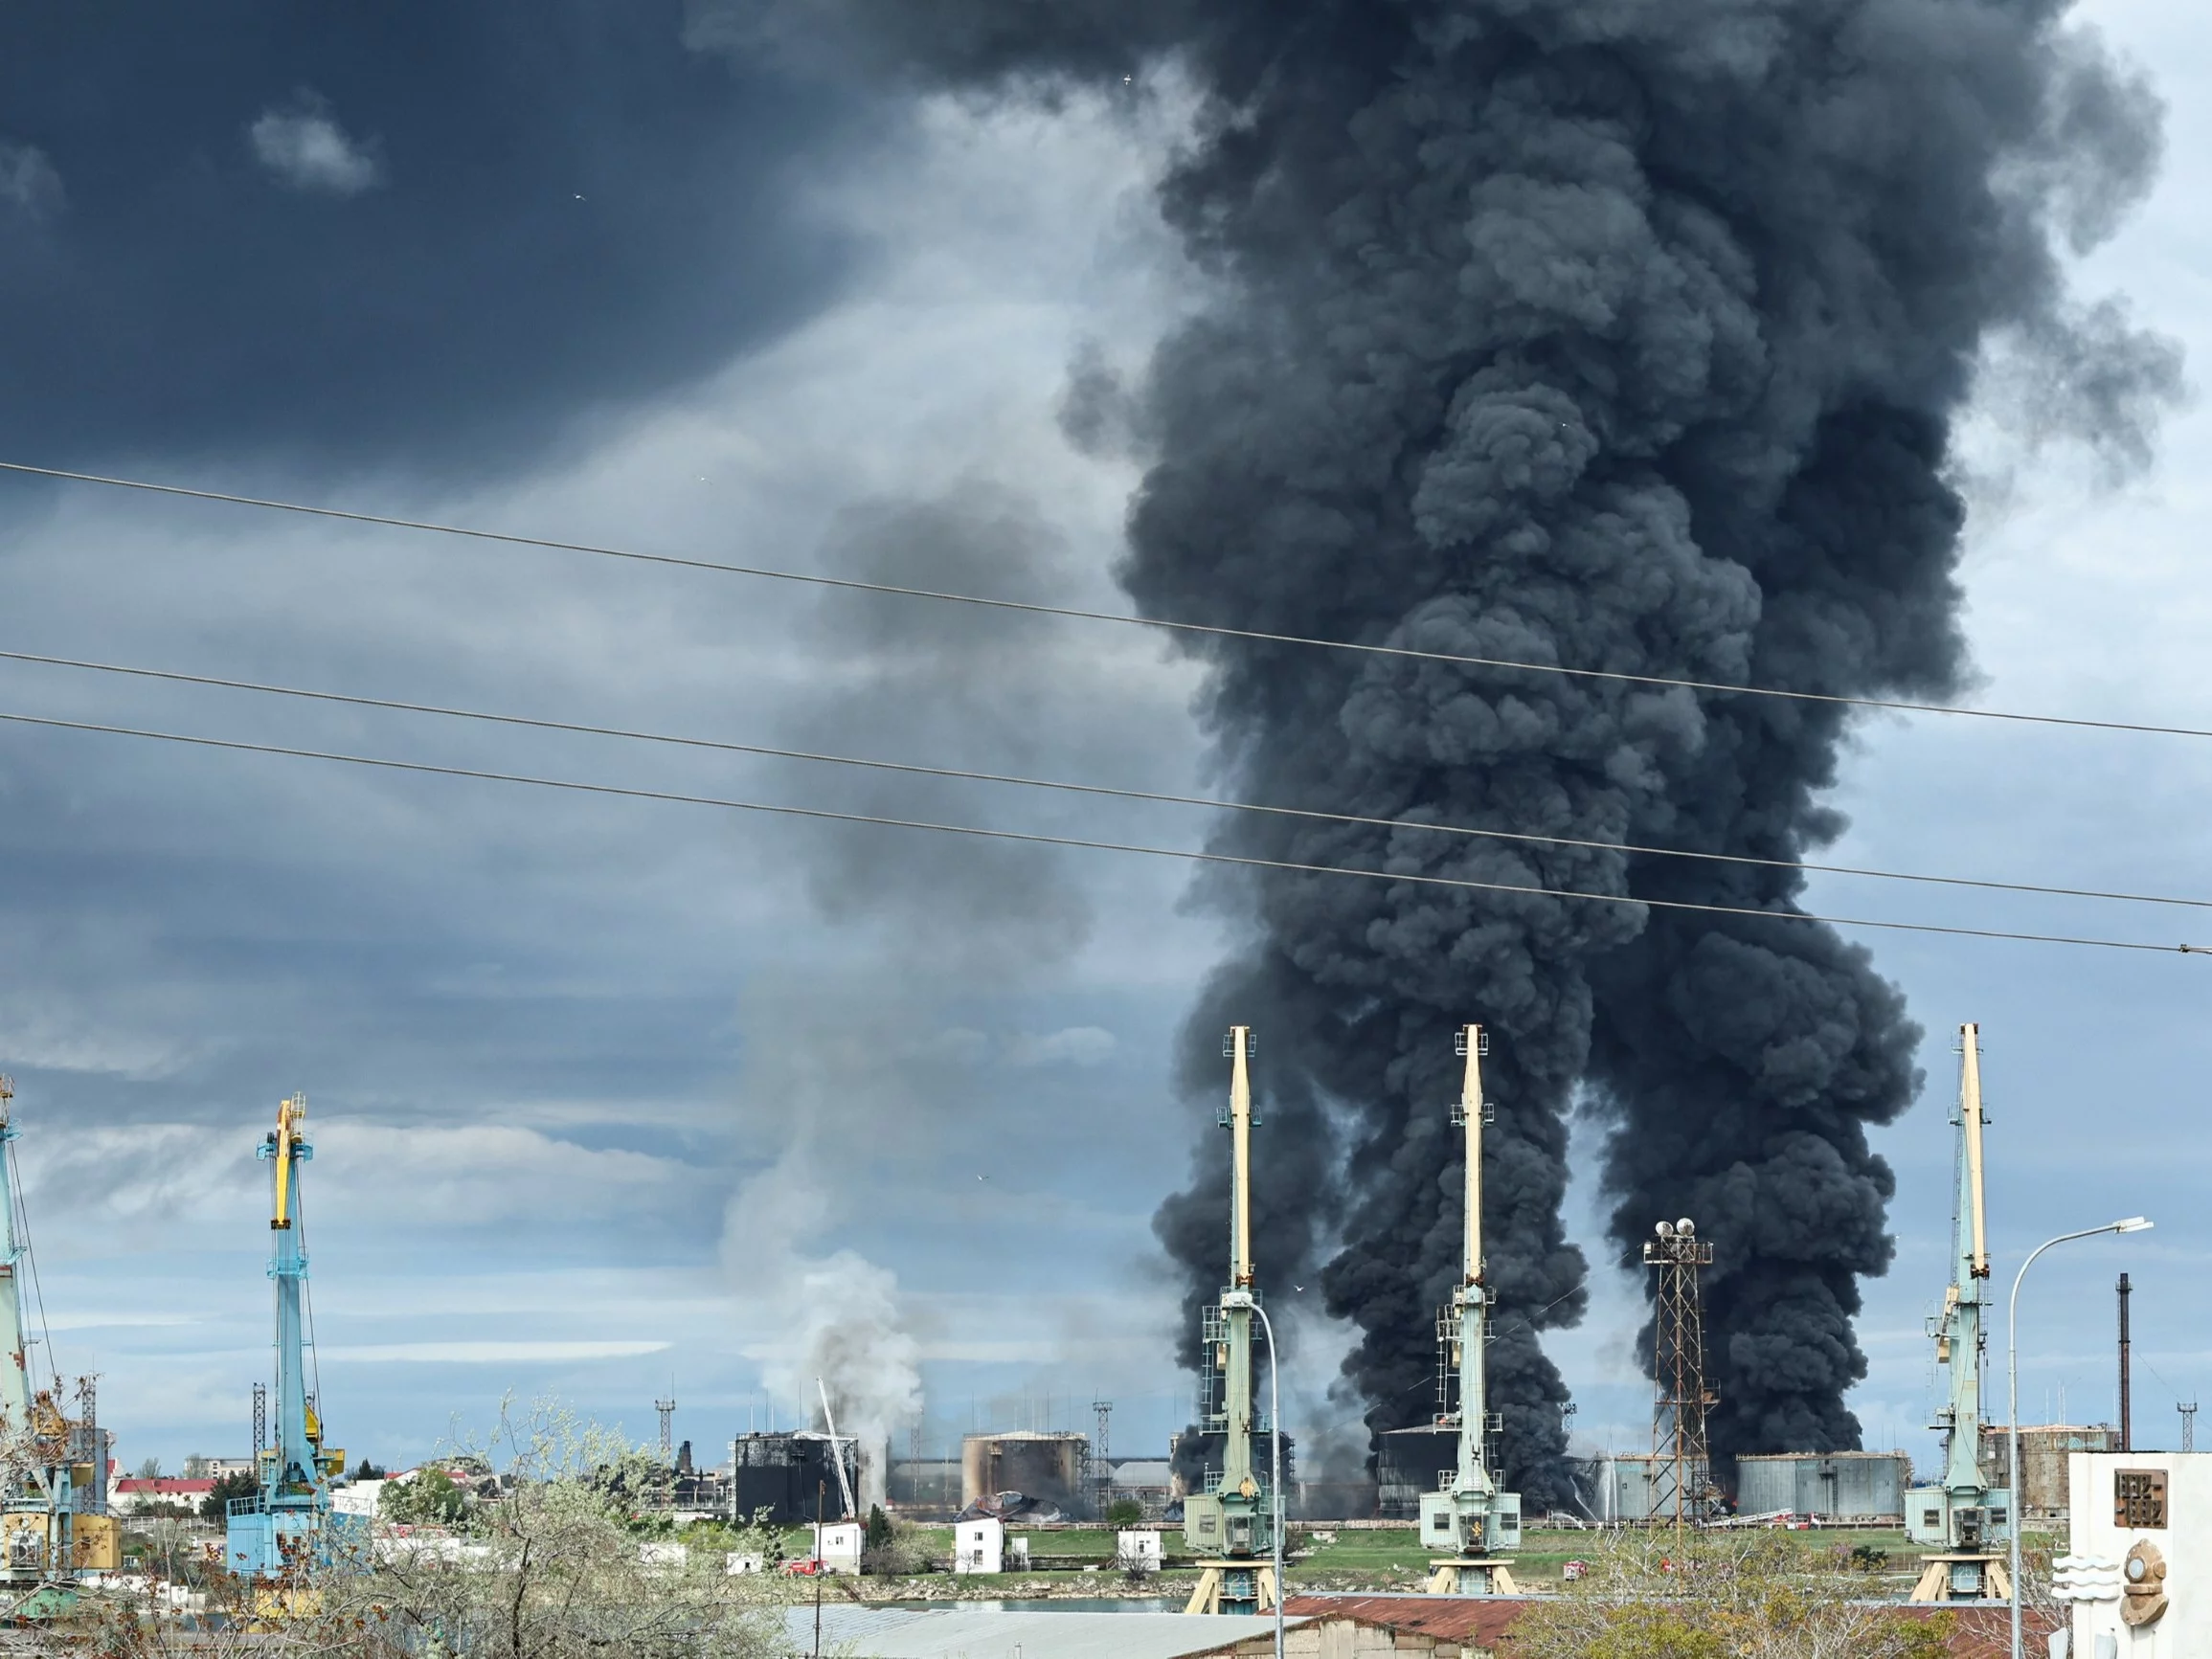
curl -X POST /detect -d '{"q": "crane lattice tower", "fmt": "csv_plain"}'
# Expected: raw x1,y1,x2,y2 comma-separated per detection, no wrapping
1643,1219,1718,1528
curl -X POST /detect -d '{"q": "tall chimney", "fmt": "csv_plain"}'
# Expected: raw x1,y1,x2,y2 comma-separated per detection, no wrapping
2118,1272,2133,1453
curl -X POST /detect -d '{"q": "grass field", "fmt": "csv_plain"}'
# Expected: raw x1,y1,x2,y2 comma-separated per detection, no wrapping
733,1520,1963,1600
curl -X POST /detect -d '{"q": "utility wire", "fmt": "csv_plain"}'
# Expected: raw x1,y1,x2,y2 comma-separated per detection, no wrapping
0,703,2201,957
7,458,2211,744
6,644,2209,914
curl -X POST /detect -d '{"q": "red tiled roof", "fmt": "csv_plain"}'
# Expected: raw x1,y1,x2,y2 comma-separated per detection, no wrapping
114,1478,216,1495
1281,1593,1531,1642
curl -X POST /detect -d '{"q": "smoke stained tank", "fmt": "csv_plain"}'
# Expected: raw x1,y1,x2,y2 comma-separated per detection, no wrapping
959,1433,1087,1517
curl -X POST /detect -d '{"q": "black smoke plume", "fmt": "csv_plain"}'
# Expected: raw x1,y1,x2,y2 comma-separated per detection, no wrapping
721,0,2181,1496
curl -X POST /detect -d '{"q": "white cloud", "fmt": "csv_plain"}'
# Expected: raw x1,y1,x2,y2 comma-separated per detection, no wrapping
323,1340,670,1364
1005,1025,1117,1068
250,95,382,195
0,141,62,216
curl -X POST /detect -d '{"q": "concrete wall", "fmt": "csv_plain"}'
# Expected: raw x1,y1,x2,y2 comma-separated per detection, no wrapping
2065,1450,2212,1657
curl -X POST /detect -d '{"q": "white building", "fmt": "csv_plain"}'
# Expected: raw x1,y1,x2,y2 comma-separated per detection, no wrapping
2058,1450,2208,1656
816,1520,864,1576
331,1479,385,1517
1117,1530,1163,1574
953,1517,1003,1575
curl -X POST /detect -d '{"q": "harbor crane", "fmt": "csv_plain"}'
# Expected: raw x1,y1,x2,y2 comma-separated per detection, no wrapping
1180,1026,1277,1617
1421,1025,1522,1594
0,1076,118,1615
225,1095,347,1581
1907,1024,2012,1603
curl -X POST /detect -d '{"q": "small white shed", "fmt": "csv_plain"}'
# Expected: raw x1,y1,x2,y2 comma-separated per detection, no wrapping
953,1517,1004,1575
817,1520,865,1576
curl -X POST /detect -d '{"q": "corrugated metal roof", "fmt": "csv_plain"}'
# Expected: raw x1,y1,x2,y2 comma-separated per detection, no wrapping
784,1606,1295,1658
1280,1591,1531,1642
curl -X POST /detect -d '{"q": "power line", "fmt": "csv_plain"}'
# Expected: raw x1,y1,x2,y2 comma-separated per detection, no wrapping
0,702,2200,957
6,458,2210,744
6,643,2209,914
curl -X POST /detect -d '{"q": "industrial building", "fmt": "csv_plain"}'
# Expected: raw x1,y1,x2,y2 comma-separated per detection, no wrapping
726,1431,859,1526
1735,1452,1908,1522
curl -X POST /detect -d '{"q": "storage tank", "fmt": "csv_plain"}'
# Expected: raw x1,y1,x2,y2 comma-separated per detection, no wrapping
1605,1453,1663,1523
959,1431,1088,1514
1979,1424,2114,1520
1375,1426,1459,1520
1734,1451,1907,1521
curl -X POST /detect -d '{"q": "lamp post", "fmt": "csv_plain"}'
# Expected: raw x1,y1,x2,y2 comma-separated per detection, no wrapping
2008,1216,2153,1659
1248,1298,1285,1659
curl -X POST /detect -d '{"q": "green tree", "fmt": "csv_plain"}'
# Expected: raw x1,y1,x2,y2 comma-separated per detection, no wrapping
201,1468,258,1521
381,1468,469,1526
864,1504,893,1555
1511,1533,1957,1659
351,1456,388,1481
1105,1498,1144,1527
342,1398,782,1655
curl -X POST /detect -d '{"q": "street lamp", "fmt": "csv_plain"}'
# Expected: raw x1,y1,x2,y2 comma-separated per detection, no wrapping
2008,1216,2153,1659
1229,1291,1286,1659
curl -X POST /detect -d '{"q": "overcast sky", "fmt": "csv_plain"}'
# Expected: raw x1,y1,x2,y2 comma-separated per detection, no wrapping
0,1,2206,1485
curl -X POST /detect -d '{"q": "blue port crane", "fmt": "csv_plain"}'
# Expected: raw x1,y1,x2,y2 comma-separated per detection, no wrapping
226,1095,345,1580
0,1076,119,1609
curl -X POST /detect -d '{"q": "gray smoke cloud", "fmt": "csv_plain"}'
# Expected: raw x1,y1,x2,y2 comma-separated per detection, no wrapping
712,0,2184,1500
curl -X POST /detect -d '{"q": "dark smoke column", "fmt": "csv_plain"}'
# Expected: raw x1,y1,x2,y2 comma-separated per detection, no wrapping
736,0,2177,1491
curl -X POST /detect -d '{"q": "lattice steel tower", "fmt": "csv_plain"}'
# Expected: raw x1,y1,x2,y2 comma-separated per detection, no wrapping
1643,1218,1718,1528
1092,1400,1113,1517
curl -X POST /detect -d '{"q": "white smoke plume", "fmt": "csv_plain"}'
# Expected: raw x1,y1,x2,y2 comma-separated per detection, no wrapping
724,1151,922,1513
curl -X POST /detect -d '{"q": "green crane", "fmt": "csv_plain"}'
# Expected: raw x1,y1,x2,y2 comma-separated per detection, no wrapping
1907,1023,2014,1603
1180,1026,1276,1617
1421,1025,1522,1593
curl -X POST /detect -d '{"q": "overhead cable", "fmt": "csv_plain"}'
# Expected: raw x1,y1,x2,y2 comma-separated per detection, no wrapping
4,459,2208,744
4,644,2207,914
0,704,2200,957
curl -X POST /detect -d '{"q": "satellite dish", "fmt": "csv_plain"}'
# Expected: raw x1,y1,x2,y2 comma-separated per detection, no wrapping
1677,1219,1696,1237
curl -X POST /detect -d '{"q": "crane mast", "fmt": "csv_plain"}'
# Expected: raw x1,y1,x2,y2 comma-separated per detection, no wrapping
1907,1024,2013,1603
0,1078,120,1605
0,1082,31,1436
226,1095,346,1581
1421,1026,1522,1595
1180,1026,1276,1617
